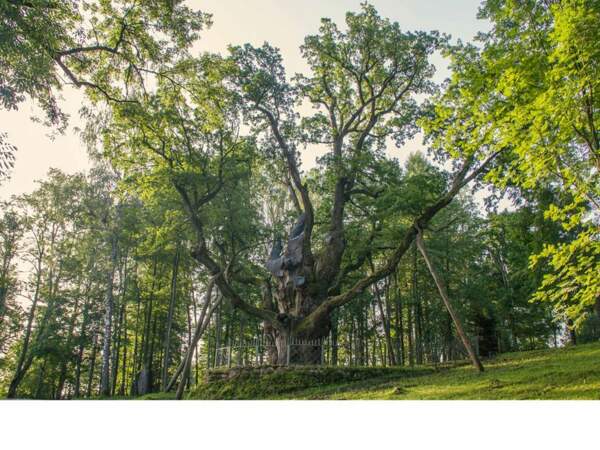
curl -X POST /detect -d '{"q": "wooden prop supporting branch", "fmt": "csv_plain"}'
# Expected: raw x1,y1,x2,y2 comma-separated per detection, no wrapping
415,228,484,372
165,277,221,397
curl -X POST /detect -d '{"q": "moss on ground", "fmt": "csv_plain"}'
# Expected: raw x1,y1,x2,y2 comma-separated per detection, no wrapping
137,392,176,400
189,366,434,400
187,342,600,400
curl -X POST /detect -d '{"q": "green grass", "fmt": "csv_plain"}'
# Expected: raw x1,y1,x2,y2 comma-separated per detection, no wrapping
188,342,600,400
189,365,435,400
137,392,176,400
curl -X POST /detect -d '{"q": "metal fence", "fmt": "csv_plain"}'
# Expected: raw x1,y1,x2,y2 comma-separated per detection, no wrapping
213,338,325,368
211,336,480,368
213,338,277,368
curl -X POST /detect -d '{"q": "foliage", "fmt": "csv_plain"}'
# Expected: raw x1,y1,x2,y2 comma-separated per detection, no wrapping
0,0,210,128
0,0,210,184
425,0,600,328
0,132,16,183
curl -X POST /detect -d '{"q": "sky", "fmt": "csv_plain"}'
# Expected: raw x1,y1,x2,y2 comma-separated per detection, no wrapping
0,0,489,201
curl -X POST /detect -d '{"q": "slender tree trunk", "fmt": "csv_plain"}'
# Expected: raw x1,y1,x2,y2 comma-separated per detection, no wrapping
415,229,484,372
161,248,180,390
119,295,128,396
100,233,118,396
130,277,142,395
10,264,60,397
171,281,220,398
349,316,354,365
74,270,95,398
189,283,205,375
111,255,128,396
331,315,338,366
136,259,158,395
0,241,18,321
371,301,377,366
416,296,424,364
56,293,82,399
214,300,222,366
34,358,47,399
147,313,159,391
358,307,366,365
407,293,414,366
364,304,369,365
7,255,43,398
111,297,125,396
373,281,396,366
73,316,87,398
383,278,396,365
378,334,385,366
567,319,577,346
86,332,99,398
394,273,404,366
411,245,424,365
185,293,194,389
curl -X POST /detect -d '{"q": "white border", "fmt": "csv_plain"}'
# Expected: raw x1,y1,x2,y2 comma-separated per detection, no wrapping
2,400,598,450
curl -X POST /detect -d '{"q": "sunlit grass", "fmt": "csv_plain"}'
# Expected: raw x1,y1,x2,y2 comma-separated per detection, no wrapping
301,343,600,400
188,342,600,400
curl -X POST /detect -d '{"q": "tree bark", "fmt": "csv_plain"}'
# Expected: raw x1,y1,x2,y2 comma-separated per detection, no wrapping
166,278,216,392
100,233,118,396
173,280,221,399
393,273,404,366
162,247,180,391
119,294,128,396
86,331,99,398
7,253,43,398
175,148,503,365
55,292,81,399
331,315,338,365
74,255,95,398
567,319,577,346
111,254,128,396
373,279,396,366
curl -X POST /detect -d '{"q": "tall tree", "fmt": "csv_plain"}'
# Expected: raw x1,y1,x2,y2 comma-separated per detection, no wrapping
99,5,501,365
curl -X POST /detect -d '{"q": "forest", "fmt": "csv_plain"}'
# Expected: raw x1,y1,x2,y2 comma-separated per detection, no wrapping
0,0,598,400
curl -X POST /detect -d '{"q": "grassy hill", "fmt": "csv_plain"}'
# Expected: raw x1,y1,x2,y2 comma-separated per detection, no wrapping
186,342,600,400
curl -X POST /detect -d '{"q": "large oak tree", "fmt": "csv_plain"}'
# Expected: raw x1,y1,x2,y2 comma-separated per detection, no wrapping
99,5,501,364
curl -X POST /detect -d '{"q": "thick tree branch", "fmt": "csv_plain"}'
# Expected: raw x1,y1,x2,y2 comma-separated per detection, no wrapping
295,148,504,333
53,56,137,104
256,106,315,265
172,182,283,330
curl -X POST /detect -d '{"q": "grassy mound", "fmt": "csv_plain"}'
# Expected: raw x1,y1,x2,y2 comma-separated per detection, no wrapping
189,366,434,400
187,342,600,400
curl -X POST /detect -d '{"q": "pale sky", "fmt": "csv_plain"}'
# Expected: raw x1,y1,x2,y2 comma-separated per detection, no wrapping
0,0,489,201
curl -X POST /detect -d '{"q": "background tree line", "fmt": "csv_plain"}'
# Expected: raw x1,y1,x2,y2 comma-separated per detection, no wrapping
1,154,596,398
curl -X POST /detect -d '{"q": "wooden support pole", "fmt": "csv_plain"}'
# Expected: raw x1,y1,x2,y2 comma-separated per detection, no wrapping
415,228,484,372
168,278,220,398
